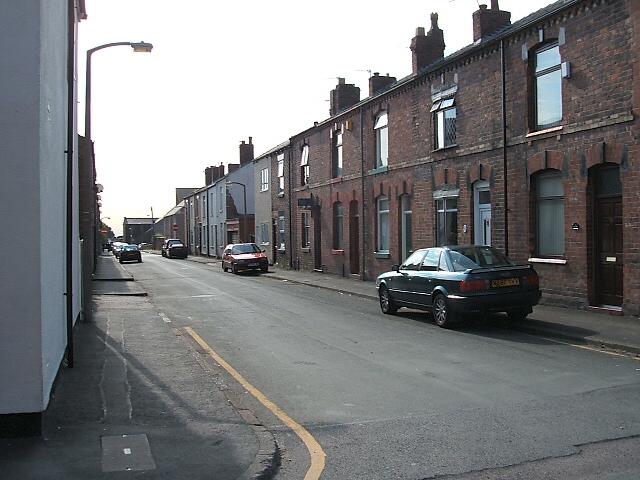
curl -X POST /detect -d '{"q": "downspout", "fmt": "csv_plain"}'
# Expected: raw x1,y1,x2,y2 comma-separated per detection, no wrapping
65,0,75,367
287,148,294,269
206,189,210,257
360,107,366,281
500,38,509,256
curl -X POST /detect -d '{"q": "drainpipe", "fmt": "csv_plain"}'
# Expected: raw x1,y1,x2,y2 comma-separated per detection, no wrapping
287,148,294,269
65,0,75,367
501,39,509,255
360,107,366,281
205,190,210,257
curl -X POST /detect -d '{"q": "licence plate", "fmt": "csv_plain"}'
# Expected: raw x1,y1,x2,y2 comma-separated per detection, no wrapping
491,278,519,288
248,263,259,267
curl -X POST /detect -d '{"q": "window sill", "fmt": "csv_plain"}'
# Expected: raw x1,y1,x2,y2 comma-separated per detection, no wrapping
301,247,310,253
260,242,270,246
433,144,458,152
331,249,345,255
277,192,285,198
375,252,390,259
369,165,389,175
528,257,567,265
526,125,563,139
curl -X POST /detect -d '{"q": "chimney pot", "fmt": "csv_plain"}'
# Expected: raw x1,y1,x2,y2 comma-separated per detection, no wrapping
491,0,499,9
479,4,487,9
415,26,425,36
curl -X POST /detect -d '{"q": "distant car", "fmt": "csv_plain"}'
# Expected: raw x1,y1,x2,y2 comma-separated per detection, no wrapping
119,244,142,264
111,242,125,258
222,243,268,274
162,239,188,259
375,245,541,328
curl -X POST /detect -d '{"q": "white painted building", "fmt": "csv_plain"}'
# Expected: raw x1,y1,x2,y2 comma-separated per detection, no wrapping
0,0,85,435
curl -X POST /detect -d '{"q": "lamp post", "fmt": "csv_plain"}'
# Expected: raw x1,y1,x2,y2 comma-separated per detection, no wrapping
85,41,153,139
226,181,247,243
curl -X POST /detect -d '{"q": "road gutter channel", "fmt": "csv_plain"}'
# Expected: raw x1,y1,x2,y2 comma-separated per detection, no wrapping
184,326,326,480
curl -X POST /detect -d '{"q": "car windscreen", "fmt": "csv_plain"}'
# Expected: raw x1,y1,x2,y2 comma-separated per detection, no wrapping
168,240,182,246
231,244,260,255
123,245,139,251
448,246,514,272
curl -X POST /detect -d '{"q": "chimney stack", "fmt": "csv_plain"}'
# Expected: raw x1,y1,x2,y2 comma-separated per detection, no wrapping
228,163,239,174
410,13,445,74
369,72,397,97
239,136,254,166
205,166,213,185
329,78,360,116
472,1,511,42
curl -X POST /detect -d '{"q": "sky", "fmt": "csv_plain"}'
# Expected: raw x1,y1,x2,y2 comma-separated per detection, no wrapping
78,0,555,236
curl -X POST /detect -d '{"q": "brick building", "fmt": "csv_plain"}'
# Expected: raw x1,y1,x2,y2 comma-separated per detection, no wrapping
271,0,639,315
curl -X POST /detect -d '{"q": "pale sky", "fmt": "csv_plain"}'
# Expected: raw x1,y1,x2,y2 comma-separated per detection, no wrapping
78,0,554,236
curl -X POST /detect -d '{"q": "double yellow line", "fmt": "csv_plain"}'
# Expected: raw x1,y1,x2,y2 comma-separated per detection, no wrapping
185,327,326,480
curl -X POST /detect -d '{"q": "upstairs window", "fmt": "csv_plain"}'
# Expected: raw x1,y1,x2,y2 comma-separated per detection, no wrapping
300,144,310,186
332,130,343,178
277,154,285,194
534,43,562,130
432,98,456,149
260,167,269,192
333,202,344,250
374,112,388,168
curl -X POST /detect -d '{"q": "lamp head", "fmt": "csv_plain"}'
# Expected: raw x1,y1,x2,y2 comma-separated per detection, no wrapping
131,41,153,53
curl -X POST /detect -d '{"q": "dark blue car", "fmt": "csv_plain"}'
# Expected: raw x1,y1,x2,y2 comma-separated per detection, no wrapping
376,245,541,328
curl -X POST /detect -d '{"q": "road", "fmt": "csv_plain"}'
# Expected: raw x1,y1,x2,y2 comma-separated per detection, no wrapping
129,253,640,479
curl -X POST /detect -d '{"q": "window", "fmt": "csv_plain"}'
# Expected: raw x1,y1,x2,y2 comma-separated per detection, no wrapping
332,130,343,178
277,154,285,194
374,112,388,168
333,203,344,250
401,195,412,261
432,98,456,149
218,186,224,212
536,171,564,256
260,167,269,192
533,43,562,129
421,249,441,271
376,197,390,253
401,250,425,271
436,197,458,246
302,213,310,248
300,145,310,186
278,211,285,250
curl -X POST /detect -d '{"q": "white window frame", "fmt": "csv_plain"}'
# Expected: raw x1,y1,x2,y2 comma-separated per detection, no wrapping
278,211,285,251
374,112,389,168
536,171,565,257
260,167,269,192
432,98,456,149
534,43,563,130
301,212,310,248
300,144,310,186
376,196,390,253
277,154,285,194
332,131,343,178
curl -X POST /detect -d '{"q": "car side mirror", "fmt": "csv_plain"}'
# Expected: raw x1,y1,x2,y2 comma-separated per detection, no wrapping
261,249,265,253
392,264,400,272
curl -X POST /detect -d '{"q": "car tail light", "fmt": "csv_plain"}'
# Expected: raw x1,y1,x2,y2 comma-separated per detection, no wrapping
459,279,488,293
523,273,539,287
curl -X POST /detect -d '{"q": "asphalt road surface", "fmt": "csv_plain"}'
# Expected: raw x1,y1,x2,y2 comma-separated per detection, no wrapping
128,253,640,480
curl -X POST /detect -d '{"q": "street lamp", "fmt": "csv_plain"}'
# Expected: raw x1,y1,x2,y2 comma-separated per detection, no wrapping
84,41,153,140
226,181,247,243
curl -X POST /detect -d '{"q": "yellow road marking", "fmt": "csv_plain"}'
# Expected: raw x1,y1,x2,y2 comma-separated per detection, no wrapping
537,335,639,360
184,327,326,480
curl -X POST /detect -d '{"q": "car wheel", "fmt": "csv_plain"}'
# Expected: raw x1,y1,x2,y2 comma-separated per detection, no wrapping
260,265,268,273
161,251,165,257
138,258,142,263
433,293,458,328
222,263,228,272
119,258,124,264
379,286,398,314
231,263,238,274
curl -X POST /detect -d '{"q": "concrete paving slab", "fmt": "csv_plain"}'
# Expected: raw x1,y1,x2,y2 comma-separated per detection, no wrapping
93,254,134,281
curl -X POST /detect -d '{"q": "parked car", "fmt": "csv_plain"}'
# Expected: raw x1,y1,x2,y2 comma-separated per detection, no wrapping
222,243,268,274
162,239,188,259
119,244,142,264
111,242,125,258
376,245,541,328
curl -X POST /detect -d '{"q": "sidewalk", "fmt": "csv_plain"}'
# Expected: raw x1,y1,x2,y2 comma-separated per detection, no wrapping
178,251,640,356
0,254,278,480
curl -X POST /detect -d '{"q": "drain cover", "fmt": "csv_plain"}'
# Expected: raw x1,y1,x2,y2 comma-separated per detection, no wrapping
101,434,156,472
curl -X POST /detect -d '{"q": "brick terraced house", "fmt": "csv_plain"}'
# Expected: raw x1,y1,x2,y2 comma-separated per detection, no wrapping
271,0,640,315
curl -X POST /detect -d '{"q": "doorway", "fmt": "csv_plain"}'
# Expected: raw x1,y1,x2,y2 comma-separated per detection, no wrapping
349,201,359,275
474,181,491,245
313,208,322,271
592,165,623,306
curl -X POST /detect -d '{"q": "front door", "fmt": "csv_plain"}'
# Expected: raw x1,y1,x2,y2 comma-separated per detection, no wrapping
313,208,322,271
593,166,623,306
474,181,491,245
349,201,360,275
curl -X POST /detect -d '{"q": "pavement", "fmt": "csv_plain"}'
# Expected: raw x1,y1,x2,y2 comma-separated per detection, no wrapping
0,253,278,480
174,250,640,357
4,250,639,479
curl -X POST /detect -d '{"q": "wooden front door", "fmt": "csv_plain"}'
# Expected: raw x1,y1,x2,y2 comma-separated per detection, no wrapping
349,201,359,275
593,166,623,306
313,209,322,271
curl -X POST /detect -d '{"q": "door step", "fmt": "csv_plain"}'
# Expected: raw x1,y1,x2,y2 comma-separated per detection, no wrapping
587,305,623,316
